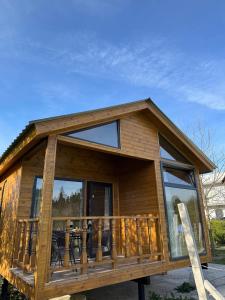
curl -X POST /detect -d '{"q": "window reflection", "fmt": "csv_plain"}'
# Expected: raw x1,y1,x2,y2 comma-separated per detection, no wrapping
66,121,119,148
165,186,204,258
31,178,83,218
159,136,189,164
163,168,195,186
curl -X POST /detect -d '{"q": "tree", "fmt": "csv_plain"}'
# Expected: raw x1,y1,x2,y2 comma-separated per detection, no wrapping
185,122,225,253
186,123,225,214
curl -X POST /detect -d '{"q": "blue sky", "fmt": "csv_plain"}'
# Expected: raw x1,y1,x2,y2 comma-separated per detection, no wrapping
1,0,225,156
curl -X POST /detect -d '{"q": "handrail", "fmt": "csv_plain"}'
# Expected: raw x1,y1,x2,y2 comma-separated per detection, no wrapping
51,215,158,221
13,214,162,280
18,218,39,222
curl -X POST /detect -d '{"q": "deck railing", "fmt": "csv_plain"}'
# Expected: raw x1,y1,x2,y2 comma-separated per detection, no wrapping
49,215,162,277
12,218,39,272
12,215,162,278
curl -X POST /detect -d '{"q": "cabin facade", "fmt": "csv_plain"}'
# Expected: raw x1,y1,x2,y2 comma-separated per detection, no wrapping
0,99,215,300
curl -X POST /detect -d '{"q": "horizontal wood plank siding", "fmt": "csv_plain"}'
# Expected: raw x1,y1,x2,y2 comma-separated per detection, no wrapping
120,112,159,160
0,164,22,282
119,160,158,216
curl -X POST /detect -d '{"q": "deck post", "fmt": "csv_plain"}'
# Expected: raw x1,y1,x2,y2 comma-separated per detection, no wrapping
34,135,57,299
1,278,9,300
137,280,145,300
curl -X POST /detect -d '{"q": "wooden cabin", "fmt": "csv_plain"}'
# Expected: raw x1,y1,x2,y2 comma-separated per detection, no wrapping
0,99,215,299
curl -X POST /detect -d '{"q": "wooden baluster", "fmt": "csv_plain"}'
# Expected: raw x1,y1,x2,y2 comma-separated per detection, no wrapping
23,221,31,266
136,218,143,262
80,219,88,274
30,221,38,270
156,218,162,260
111,219,117,268
18,221,26,263
147,218,153,256
96,219,102,262
120,218,124,256
14,221,22,261
125,218,130,258
64,220,70,268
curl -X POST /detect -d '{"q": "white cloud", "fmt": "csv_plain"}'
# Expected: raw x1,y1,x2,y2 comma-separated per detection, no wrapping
51,34,225,110
0,22,225,110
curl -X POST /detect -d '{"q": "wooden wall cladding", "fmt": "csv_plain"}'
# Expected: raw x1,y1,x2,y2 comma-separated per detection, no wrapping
120,111,159,160
55,144,120,216
0,164,22,278
118,159,158,216
19,143,120,218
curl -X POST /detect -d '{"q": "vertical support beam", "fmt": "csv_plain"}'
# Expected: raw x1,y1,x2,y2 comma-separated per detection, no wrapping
1,278,9,300
178,203,208,300
138,280,145,300
34,135,57,299
154,160,170,262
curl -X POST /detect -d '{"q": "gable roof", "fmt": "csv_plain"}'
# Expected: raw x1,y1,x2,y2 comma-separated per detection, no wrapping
0,98,216,175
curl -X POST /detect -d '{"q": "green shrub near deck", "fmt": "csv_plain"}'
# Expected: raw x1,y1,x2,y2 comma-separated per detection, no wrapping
211,220,225,245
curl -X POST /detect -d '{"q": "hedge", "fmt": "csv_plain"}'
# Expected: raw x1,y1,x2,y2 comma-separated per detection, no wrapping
210,219,225,245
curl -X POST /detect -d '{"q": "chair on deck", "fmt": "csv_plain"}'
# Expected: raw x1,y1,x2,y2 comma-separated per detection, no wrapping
51,230,82,269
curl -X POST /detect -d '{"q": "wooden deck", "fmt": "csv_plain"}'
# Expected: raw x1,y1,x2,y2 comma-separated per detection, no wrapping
10,259,166,299
10,214,163,298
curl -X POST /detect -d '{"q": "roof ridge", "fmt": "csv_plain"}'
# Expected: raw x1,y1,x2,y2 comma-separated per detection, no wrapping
29,98,151,124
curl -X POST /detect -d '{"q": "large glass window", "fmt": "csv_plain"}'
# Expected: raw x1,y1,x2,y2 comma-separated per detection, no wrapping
31,177,83,218
159,135,190,164
65,121,120,148
163,167,195,187
162,167,205,259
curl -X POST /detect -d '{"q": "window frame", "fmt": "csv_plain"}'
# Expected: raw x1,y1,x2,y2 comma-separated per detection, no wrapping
162,166,197,190
160,155,207,261
64,120,121,149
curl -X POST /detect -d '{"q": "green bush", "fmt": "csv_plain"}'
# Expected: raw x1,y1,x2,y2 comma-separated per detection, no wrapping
210,220,225,245
175,282,195,293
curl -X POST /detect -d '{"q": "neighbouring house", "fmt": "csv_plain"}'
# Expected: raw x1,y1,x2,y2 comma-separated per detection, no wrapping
0,98,215,300
203,173,225,219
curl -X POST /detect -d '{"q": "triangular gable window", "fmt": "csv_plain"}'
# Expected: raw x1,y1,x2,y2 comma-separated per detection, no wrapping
159,135,190,164
65,121,120,148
